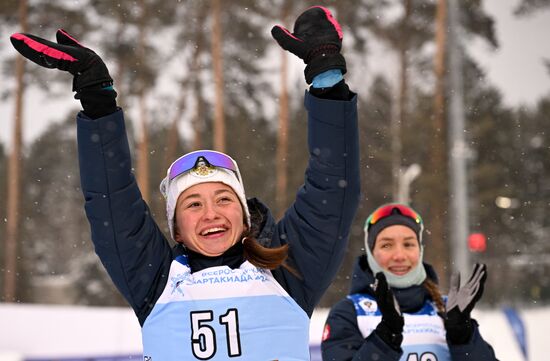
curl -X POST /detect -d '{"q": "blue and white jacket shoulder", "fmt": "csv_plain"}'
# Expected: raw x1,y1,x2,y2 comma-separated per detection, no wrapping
321,255,499,361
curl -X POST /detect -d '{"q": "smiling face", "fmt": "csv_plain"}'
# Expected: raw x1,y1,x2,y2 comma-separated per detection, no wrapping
371,225,420,276
173,182,246,257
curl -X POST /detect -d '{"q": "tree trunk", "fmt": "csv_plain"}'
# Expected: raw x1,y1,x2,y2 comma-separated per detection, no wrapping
392,0,412,199
192,72,205,151
164,87,187,172
429,0,449,285
191,22,206,152
275,6,290,219
193,73,206,149
136,0,150,203
211,0,225,152
137,94,150,203
114,16,127,110
4,0,28,302
275,50,290,219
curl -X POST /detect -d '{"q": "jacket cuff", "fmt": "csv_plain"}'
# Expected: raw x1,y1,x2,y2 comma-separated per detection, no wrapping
448,321,485,357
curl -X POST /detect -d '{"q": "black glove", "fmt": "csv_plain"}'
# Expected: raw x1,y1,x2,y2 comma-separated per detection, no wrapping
444,263,487,345
372,272,404,350
271,6,346,84
10,29,112,92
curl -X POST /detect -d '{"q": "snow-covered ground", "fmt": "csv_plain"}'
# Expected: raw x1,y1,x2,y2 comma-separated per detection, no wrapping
0,303,546,360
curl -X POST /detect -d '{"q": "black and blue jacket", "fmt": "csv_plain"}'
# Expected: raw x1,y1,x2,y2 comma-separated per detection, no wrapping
321,255,499,361
76,85,360,327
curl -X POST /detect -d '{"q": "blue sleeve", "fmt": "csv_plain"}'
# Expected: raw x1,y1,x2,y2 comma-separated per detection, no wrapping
77,109,173,325
271,90,361,316
449,320,500,361
321,298,402,361
312,69,343,88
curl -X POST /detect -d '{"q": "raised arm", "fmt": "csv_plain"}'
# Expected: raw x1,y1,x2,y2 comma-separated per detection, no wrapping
77,109,173,324
270,6,361,315
10,30,173,324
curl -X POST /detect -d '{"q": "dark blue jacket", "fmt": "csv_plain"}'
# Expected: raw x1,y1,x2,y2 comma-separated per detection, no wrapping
76,90,360,326
321,255,499,361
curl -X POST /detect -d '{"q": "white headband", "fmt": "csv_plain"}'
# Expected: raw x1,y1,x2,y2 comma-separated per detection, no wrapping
160,152,250,240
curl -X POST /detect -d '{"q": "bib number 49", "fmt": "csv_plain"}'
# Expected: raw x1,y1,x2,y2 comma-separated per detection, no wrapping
190,309,242,360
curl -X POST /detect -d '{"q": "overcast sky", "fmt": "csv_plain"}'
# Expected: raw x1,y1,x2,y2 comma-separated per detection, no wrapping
470,0,550,107
1,1,549,149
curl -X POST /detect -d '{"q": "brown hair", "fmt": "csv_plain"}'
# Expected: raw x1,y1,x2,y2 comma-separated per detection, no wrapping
240,227,300,277
237,206,300,277
242,236,288,269
423,278,445,314
173,200,300,276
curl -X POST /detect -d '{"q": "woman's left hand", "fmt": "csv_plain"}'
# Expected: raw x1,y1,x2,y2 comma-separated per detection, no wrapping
271,6,346,84
444,263,488,344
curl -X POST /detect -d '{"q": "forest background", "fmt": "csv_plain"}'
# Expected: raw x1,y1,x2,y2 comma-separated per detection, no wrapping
0,0,549,310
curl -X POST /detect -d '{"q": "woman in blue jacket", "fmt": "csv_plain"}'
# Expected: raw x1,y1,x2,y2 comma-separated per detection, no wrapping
321,204,499,361
11,6,359,360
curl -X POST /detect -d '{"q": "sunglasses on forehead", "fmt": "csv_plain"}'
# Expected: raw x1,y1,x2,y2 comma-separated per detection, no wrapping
167,150,241,182
365,203,423,230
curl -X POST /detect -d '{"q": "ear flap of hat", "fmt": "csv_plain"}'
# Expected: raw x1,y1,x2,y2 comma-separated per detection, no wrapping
160,177,169,199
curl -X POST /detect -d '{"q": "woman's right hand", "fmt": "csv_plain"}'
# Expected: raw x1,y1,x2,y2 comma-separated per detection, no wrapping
372,272,404,350
10,29,112,92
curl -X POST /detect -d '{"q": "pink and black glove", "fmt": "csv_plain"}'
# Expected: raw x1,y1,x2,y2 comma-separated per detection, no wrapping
271,6,346,84
10,29,112,92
